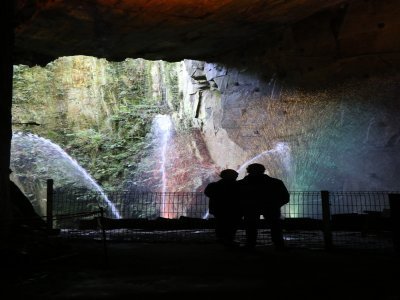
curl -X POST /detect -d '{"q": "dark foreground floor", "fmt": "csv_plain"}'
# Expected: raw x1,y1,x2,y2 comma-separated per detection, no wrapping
1,234,399,300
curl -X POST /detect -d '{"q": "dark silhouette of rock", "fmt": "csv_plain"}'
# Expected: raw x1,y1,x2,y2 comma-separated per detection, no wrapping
9,171,46,230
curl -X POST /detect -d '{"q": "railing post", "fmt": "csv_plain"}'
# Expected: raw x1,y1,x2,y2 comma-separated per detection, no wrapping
46,179,54,231
321,190,333,250
99,207,109,267
389,193,400,252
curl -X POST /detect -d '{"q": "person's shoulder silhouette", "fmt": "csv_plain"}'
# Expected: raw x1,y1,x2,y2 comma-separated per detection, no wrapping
238,163,289,206
205,169,238,196
205,169,239,215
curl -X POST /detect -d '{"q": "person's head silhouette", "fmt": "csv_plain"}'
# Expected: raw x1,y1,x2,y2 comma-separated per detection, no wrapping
246,163,265,175
219,169,239,180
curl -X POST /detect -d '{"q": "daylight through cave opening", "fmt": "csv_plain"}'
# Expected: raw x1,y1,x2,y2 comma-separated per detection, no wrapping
11,54,400,219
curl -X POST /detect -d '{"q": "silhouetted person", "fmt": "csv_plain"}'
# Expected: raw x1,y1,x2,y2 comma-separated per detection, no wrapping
238,163,289,250
204,169,241,248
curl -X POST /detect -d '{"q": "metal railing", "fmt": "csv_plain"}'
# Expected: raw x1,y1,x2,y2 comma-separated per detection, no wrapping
45,180,399,251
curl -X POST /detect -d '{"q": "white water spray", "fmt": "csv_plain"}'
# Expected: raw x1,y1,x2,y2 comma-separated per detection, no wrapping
236,142,299,217
204,142,292,220
237,142,292,178
153,115,173,217
12,132,121,219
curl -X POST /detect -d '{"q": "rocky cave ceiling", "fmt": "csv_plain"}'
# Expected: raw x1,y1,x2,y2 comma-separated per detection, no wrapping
13,0,400,84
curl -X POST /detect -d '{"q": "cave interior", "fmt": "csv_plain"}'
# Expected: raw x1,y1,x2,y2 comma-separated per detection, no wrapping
2,0,400,219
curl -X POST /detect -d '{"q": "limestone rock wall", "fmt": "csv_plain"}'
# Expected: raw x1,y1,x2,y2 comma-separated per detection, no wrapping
178,60,400,191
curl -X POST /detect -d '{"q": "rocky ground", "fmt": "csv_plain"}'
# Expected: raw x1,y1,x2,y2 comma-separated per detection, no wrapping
1,228,399,300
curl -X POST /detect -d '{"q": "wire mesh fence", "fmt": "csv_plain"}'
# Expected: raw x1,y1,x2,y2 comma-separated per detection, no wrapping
329,191,393,250
48,189,398,251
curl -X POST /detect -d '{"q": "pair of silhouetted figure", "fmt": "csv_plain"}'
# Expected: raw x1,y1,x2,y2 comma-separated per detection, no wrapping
204,163,289,250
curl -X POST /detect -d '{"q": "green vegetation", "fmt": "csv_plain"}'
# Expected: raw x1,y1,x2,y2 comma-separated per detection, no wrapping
12,56,180,190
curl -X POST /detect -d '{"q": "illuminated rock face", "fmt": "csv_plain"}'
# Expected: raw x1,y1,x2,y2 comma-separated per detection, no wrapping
125,114,218,218
125,114,218,193
178,60,400,191
11,0,400,193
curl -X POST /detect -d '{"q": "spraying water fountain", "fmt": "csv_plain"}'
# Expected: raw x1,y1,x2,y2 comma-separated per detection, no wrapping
153,114,173,218
127,113,218,219
11,132,121,219
236,142,292,181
